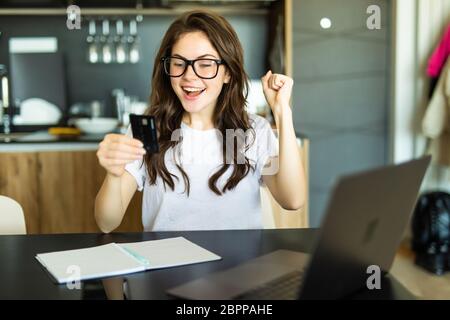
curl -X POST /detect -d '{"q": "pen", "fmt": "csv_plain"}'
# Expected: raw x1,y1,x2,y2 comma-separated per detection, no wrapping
121,246,150,267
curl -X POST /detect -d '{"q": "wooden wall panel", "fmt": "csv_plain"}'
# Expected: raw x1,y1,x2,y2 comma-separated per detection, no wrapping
0,152,40,234
262,139,309,229
115,192,143,233
37,151,143,234
37,151,99,233
272,139,309,228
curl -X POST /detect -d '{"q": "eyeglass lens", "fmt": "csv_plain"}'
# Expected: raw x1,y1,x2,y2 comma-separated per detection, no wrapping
164,57,219,79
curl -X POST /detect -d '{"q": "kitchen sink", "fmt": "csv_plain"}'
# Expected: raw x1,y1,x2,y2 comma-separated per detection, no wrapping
0,132,30,138
0,132,32,141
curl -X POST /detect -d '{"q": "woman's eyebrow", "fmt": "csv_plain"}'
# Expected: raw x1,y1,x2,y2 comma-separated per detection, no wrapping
172,53,219,59
197,54,218,59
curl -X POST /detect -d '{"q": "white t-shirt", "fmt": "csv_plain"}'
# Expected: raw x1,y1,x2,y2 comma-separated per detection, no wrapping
125,114,278,231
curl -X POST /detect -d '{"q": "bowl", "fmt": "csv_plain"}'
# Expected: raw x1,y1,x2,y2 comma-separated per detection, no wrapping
74,118,119,134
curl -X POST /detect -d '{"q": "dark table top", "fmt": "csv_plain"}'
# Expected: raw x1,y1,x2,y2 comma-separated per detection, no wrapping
0,229,415,300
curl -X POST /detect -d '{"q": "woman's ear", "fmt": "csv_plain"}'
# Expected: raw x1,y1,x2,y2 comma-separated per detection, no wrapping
224,69,231,84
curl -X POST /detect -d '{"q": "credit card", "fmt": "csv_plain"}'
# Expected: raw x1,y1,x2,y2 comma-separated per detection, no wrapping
129,114,159,153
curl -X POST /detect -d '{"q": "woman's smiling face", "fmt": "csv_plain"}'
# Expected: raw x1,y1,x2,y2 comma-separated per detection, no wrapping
169,31,230,116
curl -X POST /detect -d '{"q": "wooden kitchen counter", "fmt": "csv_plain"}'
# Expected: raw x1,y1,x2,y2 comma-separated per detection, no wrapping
0,147,142,234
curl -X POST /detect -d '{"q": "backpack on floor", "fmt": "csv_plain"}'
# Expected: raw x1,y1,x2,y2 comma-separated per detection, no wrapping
411,191,450,275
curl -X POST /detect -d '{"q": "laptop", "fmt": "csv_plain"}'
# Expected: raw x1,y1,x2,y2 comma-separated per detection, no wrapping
167,156,431,300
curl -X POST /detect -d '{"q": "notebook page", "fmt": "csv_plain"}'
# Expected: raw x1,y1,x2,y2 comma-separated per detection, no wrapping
36,243,145,283
119,237,222,270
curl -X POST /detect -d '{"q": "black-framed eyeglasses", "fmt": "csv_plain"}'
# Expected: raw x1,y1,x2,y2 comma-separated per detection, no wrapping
161,56,225,79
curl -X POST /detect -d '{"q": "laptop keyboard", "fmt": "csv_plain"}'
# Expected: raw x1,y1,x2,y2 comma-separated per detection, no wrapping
233,270,304,300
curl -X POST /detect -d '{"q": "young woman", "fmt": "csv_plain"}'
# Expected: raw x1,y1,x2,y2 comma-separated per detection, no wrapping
95,10,305,233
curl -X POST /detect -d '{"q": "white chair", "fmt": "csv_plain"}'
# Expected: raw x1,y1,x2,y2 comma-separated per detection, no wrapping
0,195,26,235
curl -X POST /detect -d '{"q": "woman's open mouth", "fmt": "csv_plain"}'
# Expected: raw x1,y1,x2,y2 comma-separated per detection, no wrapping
182,86,206,100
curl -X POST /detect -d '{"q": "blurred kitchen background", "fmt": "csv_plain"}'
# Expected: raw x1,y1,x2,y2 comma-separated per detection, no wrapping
0,0,448,234
0,1,268,133
0,0,284,236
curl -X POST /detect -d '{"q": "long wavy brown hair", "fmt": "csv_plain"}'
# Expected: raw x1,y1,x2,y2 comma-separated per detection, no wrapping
144,10,255,196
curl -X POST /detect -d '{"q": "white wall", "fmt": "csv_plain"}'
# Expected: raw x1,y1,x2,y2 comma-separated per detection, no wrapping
293,0,390,226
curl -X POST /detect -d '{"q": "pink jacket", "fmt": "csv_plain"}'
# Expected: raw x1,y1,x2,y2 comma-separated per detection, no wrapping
428,24,450,77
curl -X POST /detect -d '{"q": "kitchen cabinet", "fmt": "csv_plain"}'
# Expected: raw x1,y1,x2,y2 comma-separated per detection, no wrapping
0,152,40,233
0,149,143,234
37,151,143,233
261,138,309,229
37,151,102,234
274,138,309,228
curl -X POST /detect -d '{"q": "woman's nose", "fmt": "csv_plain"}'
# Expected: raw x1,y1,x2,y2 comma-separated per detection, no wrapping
183,64,198,80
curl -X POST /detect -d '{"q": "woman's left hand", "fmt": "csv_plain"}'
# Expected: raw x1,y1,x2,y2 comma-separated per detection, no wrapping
261,70,294,115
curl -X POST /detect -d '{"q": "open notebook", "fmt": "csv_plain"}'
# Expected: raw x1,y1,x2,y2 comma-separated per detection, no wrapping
36,237,221,284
